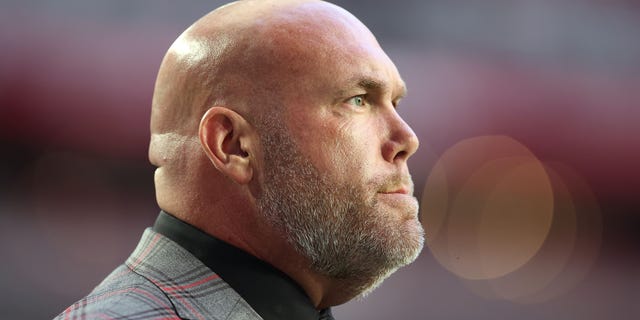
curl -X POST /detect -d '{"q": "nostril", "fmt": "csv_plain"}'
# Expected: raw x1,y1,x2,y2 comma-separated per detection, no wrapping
394,150,408,161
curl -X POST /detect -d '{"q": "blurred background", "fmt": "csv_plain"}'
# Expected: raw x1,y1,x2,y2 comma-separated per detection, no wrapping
1,0,638,319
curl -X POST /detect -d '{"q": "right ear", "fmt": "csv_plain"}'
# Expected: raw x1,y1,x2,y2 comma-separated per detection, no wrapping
198,106,256,185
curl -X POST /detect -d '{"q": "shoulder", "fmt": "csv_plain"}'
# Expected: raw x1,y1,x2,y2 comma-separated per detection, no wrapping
55,229,263,320
54,265,179,319
124,229,263,319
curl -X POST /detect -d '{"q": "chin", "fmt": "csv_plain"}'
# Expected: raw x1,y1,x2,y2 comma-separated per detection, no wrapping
363,234,423,297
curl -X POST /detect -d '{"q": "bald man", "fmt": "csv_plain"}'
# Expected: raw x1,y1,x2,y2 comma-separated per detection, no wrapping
55,1,423,319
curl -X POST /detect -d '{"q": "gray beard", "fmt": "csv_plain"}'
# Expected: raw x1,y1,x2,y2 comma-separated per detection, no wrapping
255,118,424,295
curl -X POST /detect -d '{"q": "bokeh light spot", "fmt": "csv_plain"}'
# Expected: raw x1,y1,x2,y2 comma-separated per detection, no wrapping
422,135,553,280
421,136,603,303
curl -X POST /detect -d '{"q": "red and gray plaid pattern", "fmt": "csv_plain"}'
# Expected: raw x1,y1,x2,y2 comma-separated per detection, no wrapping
54,228,263,320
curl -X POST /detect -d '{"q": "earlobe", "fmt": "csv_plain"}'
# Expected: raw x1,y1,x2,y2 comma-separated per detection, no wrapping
199,107,254,184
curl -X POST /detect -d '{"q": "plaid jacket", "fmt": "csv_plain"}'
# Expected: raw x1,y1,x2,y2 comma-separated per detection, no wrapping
55,228,263,320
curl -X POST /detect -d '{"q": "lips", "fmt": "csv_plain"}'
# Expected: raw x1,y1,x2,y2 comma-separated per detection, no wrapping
379,187,410,195
379,180,414,195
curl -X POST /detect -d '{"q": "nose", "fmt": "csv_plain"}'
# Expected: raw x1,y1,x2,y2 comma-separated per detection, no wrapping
382,108,419,164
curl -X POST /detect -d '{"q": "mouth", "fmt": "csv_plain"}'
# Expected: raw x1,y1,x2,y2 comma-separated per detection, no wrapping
376,185,420,216
379,184,413,196
379,188,409,195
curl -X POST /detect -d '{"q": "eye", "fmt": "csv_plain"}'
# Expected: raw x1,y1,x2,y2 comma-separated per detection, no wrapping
347,95,367,107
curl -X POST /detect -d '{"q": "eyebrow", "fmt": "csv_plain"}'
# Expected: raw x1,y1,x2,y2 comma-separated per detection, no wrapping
355,77,408,100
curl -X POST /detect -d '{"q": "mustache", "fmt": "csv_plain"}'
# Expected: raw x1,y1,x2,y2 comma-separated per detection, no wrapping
373,172,415,194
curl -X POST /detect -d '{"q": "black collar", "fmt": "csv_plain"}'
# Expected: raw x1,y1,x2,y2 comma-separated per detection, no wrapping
153,211,334,320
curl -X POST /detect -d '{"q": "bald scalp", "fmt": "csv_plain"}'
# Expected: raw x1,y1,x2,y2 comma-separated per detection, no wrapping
149,0,376,150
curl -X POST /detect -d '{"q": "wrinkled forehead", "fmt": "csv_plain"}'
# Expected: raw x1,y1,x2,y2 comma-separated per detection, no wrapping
256,2,405,102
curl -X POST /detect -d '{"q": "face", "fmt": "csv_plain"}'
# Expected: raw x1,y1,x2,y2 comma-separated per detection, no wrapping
254,11,424,294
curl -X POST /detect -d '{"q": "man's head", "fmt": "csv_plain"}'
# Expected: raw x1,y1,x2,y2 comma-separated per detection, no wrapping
149,0,424,306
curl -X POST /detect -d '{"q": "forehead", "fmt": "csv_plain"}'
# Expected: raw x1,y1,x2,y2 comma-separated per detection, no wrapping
222,1,407,113
265,8,405,100
307,40,406,103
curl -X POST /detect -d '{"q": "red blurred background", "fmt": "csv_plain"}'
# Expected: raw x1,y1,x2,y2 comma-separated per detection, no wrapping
1,0,638,319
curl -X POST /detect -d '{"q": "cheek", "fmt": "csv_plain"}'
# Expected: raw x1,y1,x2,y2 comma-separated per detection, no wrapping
329,120,379,181
290,109,381,182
